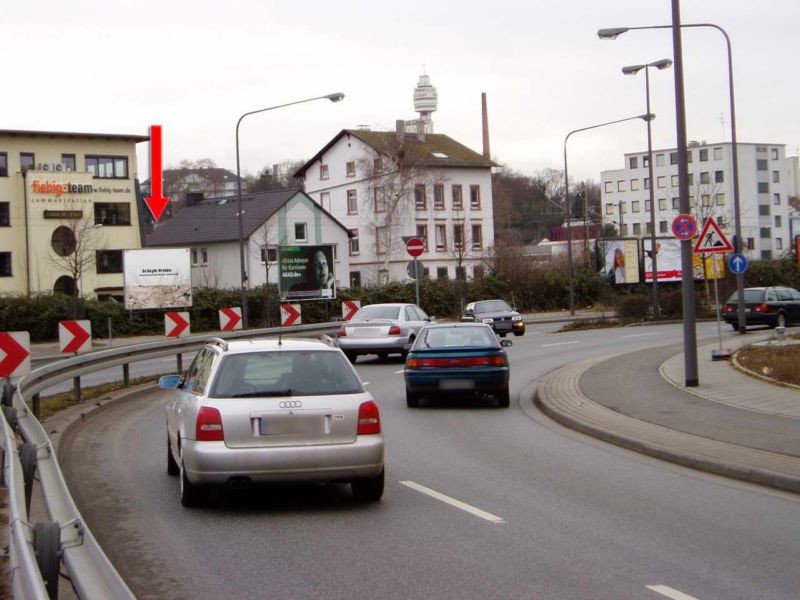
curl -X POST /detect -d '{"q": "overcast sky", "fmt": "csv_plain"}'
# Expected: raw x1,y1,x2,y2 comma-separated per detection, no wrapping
4,1,797,184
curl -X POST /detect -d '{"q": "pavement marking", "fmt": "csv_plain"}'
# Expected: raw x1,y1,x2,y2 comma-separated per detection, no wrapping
646,585,700,600
399,480,506,524
540,341,578,348
394,369,405,374
621,332,661,338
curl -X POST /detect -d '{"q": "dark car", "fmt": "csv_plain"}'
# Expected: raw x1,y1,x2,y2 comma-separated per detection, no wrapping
722,286,800,330
461,299,525,337
404,323,512,408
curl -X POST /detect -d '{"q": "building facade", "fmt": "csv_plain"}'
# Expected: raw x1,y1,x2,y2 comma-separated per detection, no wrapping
0,129,148,299
600,142,798,259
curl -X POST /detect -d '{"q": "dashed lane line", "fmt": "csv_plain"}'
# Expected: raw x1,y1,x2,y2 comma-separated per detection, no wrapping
399,480,506,524
646,584,700,600
540,341,578,348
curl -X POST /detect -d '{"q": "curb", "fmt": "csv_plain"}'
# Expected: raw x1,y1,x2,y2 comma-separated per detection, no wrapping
730,346,800,392
533,356,800,495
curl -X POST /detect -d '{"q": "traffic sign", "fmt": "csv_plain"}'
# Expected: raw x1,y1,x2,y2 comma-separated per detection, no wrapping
165,312,190,338
281,304,301,326
342,300,360,321
728,253,748,275
672,213,697,241
59,320,92,354
406,260,425,280
694,217,733,253
0,332,31,378
219,307,242,331
405,237,425,257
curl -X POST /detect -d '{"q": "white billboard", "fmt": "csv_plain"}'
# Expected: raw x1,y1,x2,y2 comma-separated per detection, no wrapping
123,248,192,310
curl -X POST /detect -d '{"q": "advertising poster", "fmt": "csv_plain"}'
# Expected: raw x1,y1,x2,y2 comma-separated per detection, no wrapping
643,238,683,283
279,245,336,300
599,239,640,284
123,248,192,310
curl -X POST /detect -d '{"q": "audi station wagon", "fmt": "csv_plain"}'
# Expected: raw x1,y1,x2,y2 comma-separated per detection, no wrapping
159,337,384,507
722,286,800,330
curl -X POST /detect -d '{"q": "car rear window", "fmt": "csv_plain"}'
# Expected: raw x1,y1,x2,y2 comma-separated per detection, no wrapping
354,306,401,320
474,300,512,313
422,327,497,348
727,289,765,304
210,351,363,398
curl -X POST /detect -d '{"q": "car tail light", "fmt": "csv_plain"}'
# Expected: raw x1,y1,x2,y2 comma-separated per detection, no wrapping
357,401,381,435
406,355,507,368
754,304,769,313
388,325,401,336
338,327,347,337
196,406,224,442
723,305,734,313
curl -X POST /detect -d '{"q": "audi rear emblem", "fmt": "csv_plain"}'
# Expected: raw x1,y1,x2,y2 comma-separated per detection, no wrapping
279,400,303,409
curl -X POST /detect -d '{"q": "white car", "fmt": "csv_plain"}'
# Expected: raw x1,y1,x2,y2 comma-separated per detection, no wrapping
160,337,385,507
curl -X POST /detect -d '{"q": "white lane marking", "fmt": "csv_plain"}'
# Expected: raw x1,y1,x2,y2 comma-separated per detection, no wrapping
399,480,506,524
540,341,578,348
646,585,700,600
621,332,661,338
394,369,405,374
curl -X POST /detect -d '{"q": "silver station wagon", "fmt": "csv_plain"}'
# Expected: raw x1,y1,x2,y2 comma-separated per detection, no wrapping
160,337,385,507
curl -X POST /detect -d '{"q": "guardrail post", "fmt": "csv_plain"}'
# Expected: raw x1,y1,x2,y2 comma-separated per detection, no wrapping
20,442,38,515
123,363,130,387
33,393,41,419
2,377,13,407
177,353,183,373
34,520,62,599
73,376,81,404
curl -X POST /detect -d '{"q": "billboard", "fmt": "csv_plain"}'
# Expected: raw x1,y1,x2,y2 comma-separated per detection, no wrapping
279,245,336,300
123,248,192,310
598,239,640,284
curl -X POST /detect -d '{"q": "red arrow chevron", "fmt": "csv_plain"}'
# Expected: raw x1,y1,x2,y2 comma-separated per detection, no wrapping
0,332,30,377
145,125,171,221
342,300,360,321
166,312,189,337
220,307,242,331
281,304,301,326
61,320,91,353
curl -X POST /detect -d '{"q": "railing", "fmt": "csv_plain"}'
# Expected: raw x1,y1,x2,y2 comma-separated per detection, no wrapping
1,322,338,599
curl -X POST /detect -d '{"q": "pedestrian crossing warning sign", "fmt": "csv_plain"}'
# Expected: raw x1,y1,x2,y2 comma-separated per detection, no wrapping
694,217,733,253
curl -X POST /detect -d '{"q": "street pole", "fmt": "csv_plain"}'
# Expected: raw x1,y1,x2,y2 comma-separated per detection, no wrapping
645,70,660,318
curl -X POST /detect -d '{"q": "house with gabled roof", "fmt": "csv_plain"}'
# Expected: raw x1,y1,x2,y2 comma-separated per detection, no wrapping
145,188,351,291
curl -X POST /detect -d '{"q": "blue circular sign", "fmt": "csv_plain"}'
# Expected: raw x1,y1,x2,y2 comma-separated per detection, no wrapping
728,253,748,275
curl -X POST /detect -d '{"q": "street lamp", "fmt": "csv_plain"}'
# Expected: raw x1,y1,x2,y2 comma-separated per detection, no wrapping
599,22,746,335
235,92,345,329
621,58,672,319
564,113,652,315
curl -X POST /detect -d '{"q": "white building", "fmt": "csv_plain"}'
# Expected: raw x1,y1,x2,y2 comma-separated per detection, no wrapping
145,189,351,291
600,142,798,259
295,75,495,287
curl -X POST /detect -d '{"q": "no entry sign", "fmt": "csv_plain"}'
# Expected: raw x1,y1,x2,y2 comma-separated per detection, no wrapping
405,237,425,257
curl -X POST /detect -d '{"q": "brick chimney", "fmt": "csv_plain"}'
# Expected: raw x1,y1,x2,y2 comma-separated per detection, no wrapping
481,92,490,160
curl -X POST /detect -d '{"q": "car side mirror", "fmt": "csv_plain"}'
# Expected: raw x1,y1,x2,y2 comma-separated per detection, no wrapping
500,339,513,347
426,316,436,322
159,374,182,389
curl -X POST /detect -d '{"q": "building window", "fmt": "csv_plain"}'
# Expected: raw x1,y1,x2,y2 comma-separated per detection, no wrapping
620,224,628,236
452,185,463,209
473,265,484,279
433,184,445,209
700,172,710,184
757,181,769,194
373,158,383,172
20,152,35,172
672,197,680,209
701,194,712,207
605,203,614,214
714,147,723,160
630,179,640,191
294,222,307,242
629,156,638,169
94,202,131,225
0,202,9,226
435,224,447,251
759,227,771,239
472,224,483,250
320,191,331,211
260,246,278,263
645,199,652,212
658,198,667,210
646,222,653,234
670,175,678,187
373,188,385,213
670,152,678,165
0,252,11,276
775,215,782,228
656,154,665,166
644,178,650,190
378,269,389,284
714,170,724,183
756,159,768,171
61,154,76,171
86,155,128,178
687,173,694,186
455,266,467,281
347,189,358,214
350,271,361,288
436,267,449,279
319,164,329,180
659,220,668,233
699,149,709,162
349,229,359,255
773,193,781,205
619,202,627,214
604,181,613,193
686,150,693,163
416,224,429,250
96,250,123,273
469,185,481,209
760,250,772,259
375,226,388,254
776,238,783,251
617,180,626,192
657,176,666,188
771,148,779,160
633,223,641,235
415,184,426,210
642,156,650,168
746,237,754,250
632,201,640,213
346,161,356,177
191,247,209,266
0,152,7,176
453,224,464,248
772,170,780,183
715,193,726,206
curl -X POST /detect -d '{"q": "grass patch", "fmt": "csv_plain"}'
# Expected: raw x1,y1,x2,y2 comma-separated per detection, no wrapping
38,374,164,420
736,333,800,386
560,317,622,332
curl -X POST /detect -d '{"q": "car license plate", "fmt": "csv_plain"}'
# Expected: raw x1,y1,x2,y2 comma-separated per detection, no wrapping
353,327,381,337
439,379,475,390
259,412,330,435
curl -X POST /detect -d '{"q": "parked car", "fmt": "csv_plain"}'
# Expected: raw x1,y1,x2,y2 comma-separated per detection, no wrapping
160,337,384,507
336,303,435,363
722,286,800,330
404,323,512,408
461,299,525,337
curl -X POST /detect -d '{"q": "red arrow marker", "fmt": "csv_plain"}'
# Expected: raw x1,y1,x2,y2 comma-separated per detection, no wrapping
0,332,31,378
342,300,360,321
145,125,171,221
165,312,189,337
61,321,91,353
220,307,242,331
280,304,301,326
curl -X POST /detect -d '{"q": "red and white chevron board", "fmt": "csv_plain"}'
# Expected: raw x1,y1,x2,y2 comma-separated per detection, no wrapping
165,312,190,338
0,331,31,378
342,299,361,321
59,320,92,354
280,304,301,326
219,307,242,331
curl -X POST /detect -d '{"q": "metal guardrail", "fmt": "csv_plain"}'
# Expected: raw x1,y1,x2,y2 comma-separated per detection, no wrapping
2,321,338,599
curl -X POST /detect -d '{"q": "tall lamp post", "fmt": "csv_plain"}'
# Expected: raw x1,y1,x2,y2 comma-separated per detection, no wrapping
564,113,652,315
599,21,746,335
235,92,345,329
621,58,672,319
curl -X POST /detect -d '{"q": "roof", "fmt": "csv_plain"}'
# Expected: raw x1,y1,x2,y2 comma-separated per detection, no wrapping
142,167,244,187
0,128,149,142
294,129,493,177
144,188,350,246
208,338,334,354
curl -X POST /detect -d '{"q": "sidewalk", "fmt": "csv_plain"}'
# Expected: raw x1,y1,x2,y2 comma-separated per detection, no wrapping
534,332,800,493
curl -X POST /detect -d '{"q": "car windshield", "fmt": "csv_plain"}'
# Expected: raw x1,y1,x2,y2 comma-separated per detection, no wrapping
353,305,401,320
727,289,765,303
473,300,512,314
210,351,363,398
422,327,497,348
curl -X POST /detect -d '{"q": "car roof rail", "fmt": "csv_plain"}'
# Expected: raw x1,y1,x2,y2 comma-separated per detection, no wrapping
318,334,336,347
205,337,229,352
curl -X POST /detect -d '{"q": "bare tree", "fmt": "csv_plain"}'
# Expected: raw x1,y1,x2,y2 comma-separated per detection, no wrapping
248,159,307,192
48,211,103,317
250,221,288,327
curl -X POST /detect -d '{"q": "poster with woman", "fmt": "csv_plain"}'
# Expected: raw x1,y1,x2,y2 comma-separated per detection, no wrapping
599,239,640,284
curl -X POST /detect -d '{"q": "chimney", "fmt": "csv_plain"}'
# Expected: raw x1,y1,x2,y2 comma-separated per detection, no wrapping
481,93,491,160
396,119,405,144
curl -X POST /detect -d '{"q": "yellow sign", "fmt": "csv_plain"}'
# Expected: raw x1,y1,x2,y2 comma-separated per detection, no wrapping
693,253,724,279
